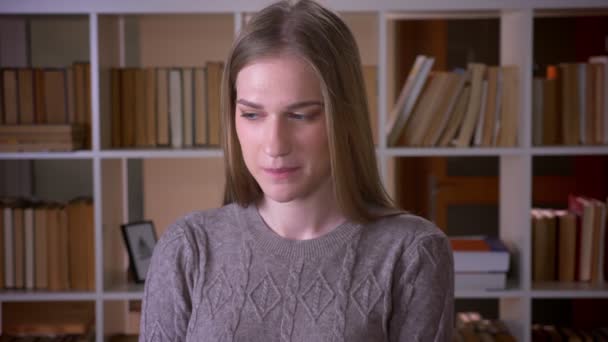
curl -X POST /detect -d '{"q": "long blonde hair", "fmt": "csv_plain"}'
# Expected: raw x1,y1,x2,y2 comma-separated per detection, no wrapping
222,0,396,223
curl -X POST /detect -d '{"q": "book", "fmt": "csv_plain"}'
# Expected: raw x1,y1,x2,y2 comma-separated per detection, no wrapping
559,63,582,145
34,205,48,289
556,210,577,282
423,71,467,146
452,63,486,147
438,84,471,147
206,61,223,146
144,68,158,147
182,67,194,148
156,68,170,146
569,195,596,282
532,209,557,281
169,68,184,148
14,207,25,288
589,56,608,144
134,68,147,147
3,302,94,335
2,68,19,124
120,68,136,147
402,72,451,146
43,69,68,124
472,79,488,146
111,68,122,148
386,55,434,146
24,206,35,290
496,65,519,147
450,236,510,272
17,68,35,124
193,67,207,146
481,66,501,146
2,206,12,288
542,72,560,145
455,272,506,290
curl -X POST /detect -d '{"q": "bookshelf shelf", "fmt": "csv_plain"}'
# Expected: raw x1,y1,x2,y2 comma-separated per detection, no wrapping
530,146,608,156
383,147,523,157
456,288,525,299
98,149,223,159
0,1,607,342
531,282,608,298
0,151,95,160
0,291,97,302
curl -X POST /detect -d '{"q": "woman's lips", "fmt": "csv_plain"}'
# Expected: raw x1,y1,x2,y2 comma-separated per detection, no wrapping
262,167,300,179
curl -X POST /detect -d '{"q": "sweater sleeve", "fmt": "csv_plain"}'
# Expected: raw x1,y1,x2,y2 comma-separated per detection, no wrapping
139,223,198,342
389,233,454,342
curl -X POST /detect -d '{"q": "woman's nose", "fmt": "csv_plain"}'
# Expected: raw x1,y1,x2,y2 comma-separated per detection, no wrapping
263,116,291,157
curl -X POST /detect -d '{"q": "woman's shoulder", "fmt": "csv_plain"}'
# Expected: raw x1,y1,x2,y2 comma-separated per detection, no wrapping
361,211,449,254
159,203,244,244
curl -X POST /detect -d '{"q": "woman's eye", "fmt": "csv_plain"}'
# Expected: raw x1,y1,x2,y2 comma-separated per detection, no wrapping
241,112,259,120
288,113,312,121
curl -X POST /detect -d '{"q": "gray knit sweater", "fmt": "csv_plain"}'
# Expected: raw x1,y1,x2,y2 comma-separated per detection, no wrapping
139,203,454,341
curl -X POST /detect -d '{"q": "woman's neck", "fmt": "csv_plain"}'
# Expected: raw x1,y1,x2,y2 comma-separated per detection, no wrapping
257,182,346,240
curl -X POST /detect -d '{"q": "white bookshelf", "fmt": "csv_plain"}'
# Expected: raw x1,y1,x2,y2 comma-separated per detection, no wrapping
1,1,608,341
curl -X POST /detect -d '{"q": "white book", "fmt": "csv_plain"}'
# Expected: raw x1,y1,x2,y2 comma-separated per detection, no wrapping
3,207,13,288
578,63,587,144
491,69,503,146
455,272,506,290
24,207,34,290
588,56,608,144
182,68,194,148
473,80,488,146
387,55,434,146
169,69,183,148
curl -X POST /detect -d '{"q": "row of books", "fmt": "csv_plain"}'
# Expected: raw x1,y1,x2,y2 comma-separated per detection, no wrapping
2,302,94,338
387,55,519,147
0,124,85,152
0,197,95,291
110,63,223,149
454,312,516,342
532,195,608,283
533,56,608,146
532,325,608,342
0,335,93,342
0,63,92,148
451,236,510,290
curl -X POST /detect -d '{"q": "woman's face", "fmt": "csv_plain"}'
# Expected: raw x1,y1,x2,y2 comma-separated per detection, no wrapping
235,54,332,204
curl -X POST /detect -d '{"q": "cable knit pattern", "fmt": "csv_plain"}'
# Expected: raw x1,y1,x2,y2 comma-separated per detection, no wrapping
140,204,454,342
227,241,252,341
280,258,304,342
331,233,361,342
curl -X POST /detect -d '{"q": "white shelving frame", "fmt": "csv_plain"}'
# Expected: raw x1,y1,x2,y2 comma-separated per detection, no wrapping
1,1,608,341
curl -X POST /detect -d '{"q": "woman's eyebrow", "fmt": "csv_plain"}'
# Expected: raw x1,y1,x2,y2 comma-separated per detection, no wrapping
236,99,324,111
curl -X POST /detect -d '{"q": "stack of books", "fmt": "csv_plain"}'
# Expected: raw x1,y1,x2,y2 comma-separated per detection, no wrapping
533,56,608,146
0,62,91,150
532,324,608,341
387,55,520,147
0,197,95,291
532,195,607,283
454,312,516,342
451,236,510,290
2,301,95,341
0,124,85,152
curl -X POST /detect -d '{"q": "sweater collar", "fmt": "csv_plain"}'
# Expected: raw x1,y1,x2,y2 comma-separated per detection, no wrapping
234,203,362,261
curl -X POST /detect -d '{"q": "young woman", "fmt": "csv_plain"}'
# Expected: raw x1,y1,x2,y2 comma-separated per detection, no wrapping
140,1,454,341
